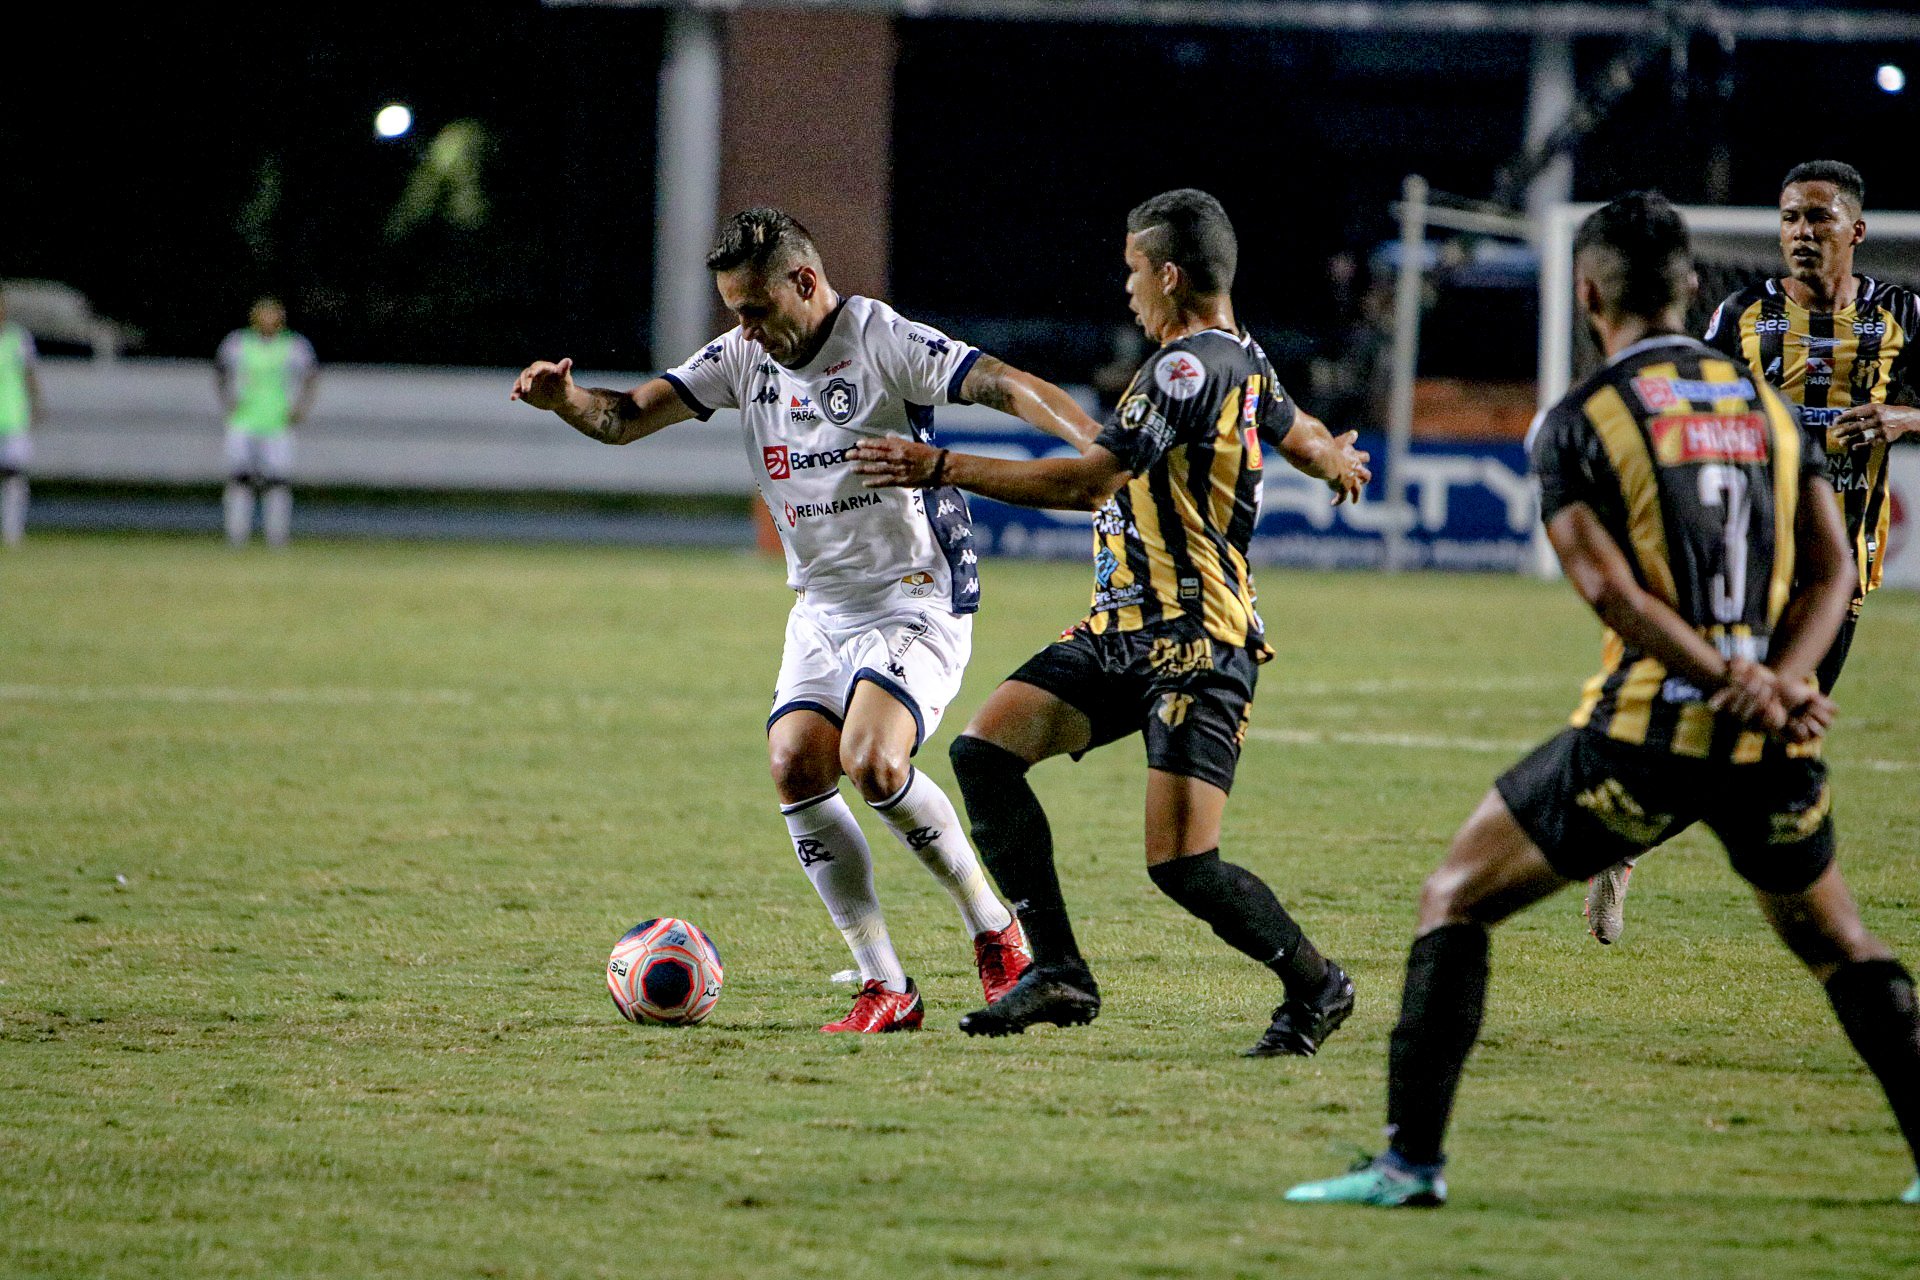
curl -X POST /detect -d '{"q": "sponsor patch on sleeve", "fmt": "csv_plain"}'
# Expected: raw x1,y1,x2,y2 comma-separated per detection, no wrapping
1153,351,1206,401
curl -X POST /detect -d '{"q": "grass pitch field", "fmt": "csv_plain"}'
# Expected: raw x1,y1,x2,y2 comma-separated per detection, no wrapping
3,536,1917,1280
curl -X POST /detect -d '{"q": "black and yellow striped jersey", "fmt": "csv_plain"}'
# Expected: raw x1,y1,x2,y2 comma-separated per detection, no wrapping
1086,329,1295,658
1703,274,1919,598
1532,335,1825,762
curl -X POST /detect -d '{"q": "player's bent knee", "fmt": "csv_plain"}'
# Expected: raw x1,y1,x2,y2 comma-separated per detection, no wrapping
768,740,840,802
950,734,1027,790
841,743,910,803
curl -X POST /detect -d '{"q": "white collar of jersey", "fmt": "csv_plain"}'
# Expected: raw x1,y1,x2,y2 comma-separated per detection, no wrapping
1607,333,1697,366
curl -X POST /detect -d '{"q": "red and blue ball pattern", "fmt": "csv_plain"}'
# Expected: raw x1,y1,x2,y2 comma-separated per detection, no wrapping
607,918,724,1025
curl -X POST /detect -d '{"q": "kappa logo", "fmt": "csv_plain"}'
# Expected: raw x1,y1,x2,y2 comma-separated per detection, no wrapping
822,377,860,425
1156,693,1194,727
935,498,960,518
1154,351,1206,401
751,383,781,405
795,838,833,866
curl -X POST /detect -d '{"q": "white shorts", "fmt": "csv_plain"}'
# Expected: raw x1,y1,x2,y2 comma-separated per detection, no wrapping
0,434,28,474
768,599,972,750
225,429,293,483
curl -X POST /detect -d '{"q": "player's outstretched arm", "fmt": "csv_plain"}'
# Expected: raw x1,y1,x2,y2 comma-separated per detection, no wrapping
510,357,694,445
851,437,1131,512
958,355,1101,452
1273,407,1370,505
1546,501,1778,722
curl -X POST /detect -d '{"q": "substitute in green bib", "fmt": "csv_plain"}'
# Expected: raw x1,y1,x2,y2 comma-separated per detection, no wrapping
216,297,317,546
0,294,42,547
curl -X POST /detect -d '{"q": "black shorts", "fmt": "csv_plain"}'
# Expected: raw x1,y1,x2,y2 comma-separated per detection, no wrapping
1006,618,1259,793
1496,727,1835,894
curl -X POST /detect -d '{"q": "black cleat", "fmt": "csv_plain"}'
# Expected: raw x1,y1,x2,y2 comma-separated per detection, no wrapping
958,963,1101,1037
1245,962,1354,1058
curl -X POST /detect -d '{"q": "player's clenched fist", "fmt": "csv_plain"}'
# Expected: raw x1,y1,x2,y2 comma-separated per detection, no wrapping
511,357,576,410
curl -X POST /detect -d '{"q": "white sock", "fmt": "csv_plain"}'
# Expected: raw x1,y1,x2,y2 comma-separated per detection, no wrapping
224,482,254,545
870,768,1012,938
0,476,24,546
262,484,292,547
781,788,907,992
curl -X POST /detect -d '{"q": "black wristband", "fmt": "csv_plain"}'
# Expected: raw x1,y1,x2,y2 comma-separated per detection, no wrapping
928,449,949,488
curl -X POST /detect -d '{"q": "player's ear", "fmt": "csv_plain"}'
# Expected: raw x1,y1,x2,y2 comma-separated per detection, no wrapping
1851,216,1866,248
792,264,817,300
1160,260,1182,297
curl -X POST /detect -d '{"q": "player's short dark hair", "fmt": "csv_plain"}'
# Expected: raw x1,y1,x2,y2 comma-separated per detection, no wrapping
1573,191,1692,319
706,208,818,275
1126,189,1237,295
1782,160,1866,211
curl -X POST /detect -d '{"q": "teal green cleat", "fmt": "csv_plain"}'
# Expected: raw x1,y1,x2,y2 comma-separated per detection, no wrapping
1903,1178,1919,1205
1285,1155,1447,1208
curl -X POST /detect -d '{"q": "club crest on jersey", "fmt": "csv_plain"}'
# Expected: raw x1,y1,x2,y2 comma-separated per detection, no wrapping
1154,351,1206,401
789,394,819,424
1650,414,1770,465
821,378,860,425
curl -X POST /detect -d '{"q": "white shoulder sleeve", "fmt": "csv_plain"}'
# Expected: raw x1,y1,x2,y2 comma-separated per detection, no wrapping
216,332,243,371
662,330,746,420
869,303,980,407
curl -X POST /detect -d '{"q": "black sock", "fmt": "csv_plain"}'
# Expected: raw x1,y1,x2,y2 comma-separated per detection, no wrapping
1826,958,1920,1168
1146,850,1330,999
948,735,1083,969
1386,923,1491,1168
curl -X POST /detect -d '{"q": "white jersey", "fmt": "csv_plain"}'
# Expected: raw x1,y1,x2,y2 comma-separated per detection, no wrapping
663,295,982,616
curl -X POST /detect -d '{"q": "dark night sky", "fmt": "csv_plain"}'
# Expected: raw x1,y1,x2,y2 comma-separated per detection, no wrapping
3,2,1916,373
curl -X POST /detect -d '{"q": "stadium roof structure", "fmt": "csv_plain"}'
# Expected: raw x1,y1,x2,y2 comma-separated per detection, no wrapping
548,0,1920,41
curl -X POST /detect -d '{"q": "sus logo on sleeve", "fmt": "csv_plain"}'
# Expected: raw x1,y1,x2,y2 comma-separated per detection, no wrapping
1153,351,1206,401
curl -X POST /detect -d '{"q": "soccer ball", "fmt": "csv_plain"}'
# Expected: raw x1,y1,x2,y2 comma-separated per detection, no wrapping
607,918,724,1025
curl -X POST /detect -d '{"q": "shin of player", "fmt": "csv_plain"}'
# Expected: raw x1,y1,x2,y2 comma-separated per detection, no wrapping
857,190,1371,1051
1288,193,1920,1209
513,208,1102,1032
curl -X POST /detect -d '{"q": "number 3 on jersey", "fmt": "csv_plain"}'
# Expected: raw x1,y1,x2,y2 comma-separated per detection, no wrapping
1697,463,1751,624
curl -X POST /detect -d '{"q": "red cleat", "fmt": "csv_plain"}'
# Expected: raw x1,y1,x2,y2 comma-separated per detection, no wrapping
972,919,1033,1004
821,979,924,1033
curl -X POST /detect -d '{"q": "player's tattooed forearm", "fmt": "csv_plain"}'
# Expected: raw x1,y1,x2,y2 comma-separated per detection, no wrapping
577,389,636,443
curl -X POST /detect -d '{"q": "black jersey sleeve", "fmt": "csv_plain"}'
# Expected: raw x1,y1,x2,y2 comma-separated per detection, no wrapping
1701,290,1747,360
1256,369,1299,448
1093,341,1224,475
1530,396,1610,524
